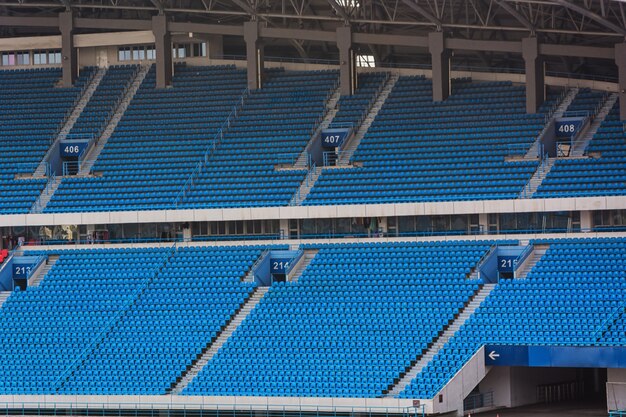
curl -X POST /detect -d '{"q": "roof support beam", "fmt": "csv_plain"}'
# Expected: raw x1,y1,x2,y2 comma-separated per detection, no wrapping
494,0,535,34
552,0,626,37
326,0,350,23
400,0,442,30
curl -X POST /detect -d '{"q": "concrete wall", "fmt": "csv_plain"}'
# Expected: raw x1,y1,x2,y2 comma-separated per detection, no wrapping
1,196,624,228
432,347,489,416
0,395,422,415
607,369,626,411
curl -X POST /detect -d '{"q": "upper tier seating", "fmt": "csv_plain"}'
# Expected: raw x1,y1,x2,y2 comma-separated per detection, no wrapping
45,64,248,212
67,65,138,138
182,241,489,398
303,78,554,205
178,69,338,208
534,99,626,198
399,237,626,399
330,72,387,127
0,67,92,214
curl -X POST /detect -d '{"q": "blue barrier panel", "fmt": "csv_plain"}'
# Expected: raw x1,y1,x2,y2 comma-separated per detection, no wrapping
12,256,41,279
497,256,517,273
555,117,585,138
60,140,89,158
270,258,292,274
321,128,350,148
485,345,529,366
486,345,626,368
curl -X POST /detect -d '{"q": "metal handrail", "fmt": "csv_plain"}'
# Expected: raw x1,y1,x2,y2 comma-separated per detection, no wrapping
24,254,46,282
173,87,249,207
53,242,178,391
592,299,626,342
285,249,304,275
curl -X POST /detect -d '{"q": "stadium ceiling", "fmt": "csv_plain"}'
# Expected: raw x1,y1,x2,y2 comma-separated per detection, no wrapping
0,0,624,77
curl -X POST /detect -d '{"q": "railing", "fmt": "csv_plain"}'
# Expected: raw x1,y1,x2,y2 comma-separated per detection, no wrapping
592,299,626,342
463,391,494,411
520,154,550,198
30,170,57,213
275,152,308,168
53,242,178,391
610,411,626,417
536,380,584,403
0,400,424,417
285,249,304,276
24,254,46,283
173,88,249,208
291,161,317,206
50,68,99,145
245,248,270,282
514,243,534,273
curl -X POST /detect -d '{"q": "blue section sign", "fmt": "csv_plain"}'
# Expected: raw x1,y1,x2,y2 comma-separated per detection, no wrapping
321,128,350,148
270,258,292,274
60,141,89,158
555,118,584,138
13,262,35,279
497,256,517,273
485,345,626,368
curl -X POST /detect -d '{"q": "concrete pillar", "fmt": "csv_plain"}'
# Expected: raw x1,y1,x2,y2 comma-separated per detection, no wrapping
580,210,593,232
279,219,289,240
336,26,355,96
479,213,489,234
522,37,545,114
59,11,77,87
244,21,263,90
207,35,223,59
428,31,450,102
616,43,626,121
152,14,172,88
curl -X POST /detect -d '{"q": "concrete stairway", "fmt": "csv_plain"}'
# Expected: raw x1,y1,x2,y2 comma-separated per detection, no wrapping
338,73,399,165
168,286,270,394
28,255,59,287
385,283,497,397
570,93,618,157
34,68,106,177
292,87,341,169
515,245,549,279
0,291,11,308
30,177,63,214
290,166,322,206
524,88,578,159
519,157,556,199
287,249,318,282
79,65,151,175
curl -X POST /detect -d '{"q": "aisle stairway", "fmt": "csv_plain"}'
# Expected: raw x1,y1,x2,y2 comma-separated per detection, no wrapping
168,286,269,394
385,283,496,397
338,74,400,165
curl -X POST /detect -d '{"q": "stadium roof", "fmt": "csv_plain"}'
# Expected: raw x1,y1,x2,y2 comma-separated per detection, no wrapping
1,0,624,79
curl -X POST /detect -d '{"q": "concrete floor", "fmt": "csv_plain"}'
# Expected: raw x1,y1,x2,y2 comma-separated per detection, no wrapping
470,402,608,417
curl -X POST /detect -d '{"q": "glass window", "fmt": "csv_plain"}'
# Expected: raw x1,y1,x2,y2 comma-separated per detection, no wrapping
356,54,375,68
147,46,156,60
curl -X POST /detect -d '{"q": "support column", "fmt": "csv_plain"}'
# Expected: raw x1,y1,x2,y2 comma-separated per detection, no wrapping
244,21,263,90
336,26,355,96
59,11,77,87
152,14,172,88
580,210,592,232
616,43,626,121
428,31,450,102
522,37,545,114
207,35,223,59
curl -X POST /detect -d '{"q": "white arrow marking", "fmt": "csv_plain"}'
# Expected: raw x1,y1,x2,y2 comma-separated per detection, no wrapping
489,351,500,361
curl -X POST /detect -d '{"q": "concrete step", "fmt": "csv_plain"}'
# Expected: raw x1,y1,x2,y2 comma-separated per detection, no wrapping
79,65,151,175
168,286,269,394
385,283,497,397
338,73,399,165
33,68,107,178
30,177,63,214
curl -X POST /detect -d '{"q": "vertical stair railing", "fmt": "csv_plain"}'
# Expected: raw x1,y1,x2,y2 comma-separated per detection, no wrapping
173,88,249,208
